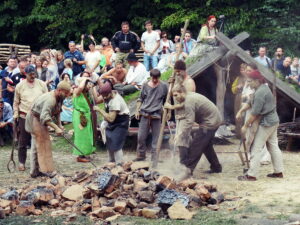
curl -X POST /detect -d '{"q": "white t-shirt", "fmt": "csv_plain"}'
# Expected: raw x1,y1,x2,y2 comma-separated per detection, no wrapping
141,31,160,56
107,91,130,115
85,51,101,73
126,62,149,85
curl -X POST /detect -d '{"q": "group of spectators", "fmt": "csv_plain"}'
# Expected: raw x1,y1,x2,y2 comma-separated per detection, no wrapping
254,46,300,85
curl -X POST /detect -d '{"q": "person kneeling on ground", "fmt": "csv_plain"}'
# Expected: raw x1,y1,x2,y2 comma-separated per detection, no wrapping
25,81,71,178
164,84,222,180
114,53,149,95
94,82,130,164
238,70,284,181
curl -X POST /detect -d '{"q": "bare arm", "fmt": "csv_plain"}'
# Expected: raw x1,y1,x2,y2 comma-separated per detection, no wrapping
92,87,104,104
141,42,147,53
151,40,160,55
74,77,89,97
94,106,117,123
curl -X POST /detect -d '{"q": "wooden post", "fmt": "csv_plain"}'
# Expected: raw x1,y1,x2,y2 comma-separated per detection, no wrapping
153,19,189,168
213,65,227,121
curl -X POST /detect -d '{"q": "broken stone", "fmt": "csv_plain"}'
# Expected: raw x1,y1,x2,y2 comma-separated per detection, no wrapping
2,206,11,215
179,179,198,190
157,176,176,190
91,196,101,211
114,201,127,213
111,166,124,175
207,204,220,211
167,201,194,220
211,192,224,204
122,161,132,171
185,188,198,197
0,189,7,196
132,208,142,217
195,185,211,200
133,179,148,192
104,190,120,199
130,161,150,171
0,209,5,219
157,189,189,207
137,201,149,209
50,209,70,217
61,201,75,208
91,206,116,219
48,199,59,207
142,207,161,219
139,191,154,203
106,214,120,222
66,213,77,222
1,190,19,201
26,187,54,204
33,209,43,216
72,171,90,183
123,184,133,192
97,171,121,193
62,185,84,201
0,199,11,208
127,198,137,208
16,200,35,216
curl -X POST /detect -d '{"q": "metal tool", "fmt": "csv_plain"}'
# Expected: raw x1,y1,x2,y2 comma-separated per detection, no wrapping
7,123,17,172
62,133,98,169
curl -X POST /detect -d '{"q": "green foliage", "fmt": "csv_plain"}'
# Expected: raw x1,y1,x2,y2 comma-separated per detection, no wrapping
0,0,299,55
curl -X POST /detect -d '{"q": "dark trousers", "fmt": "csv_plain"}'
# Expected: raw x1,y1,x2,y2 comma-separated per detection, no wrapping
178,128,221,171
137,116,161,154
18,117,31,164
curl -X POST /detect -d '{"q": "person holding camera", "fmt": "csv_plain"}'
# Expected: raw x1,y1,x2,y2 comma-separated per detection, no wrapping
64,41,85,77
72,72,102,163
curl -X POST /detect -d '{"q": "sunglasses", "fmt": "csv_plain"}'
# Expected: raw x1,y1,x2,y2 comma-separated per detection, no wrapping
162,36,167,38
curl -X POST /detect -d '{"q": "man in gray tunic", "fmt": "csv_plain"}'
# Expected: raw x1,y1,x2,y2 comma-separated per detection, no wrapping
134,69,168,161
165,84,223,179
25,81,71,177
238,70,284,181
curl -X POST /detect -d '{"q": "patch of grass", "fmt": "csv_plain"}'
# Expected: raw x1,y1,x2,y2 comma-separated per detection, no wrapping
274,213,289,221
117,210,237,225
241,204,266,214
0,215,94,225
0,211,237,225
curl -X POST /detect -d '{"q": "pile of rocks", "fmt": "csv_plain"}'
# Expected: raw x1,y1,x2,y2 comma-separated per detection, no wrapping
0,161,225,221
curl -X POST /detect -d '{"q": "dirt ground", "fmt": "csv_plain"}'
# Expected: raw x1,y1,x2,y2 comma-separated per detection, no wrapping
0,136,300,224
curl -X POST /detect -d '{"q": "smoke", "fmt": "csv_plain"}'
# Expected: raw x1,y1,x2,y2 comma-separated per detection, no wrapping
154,150,187,181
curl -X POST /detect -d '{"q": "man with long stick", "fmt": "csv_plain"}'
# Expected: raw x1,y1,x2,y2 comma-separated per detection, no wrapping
25,81,71,178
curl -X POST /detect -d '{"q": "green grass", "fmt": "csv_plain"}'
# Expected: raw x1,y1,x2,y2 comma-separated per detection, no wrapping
0,210,237,225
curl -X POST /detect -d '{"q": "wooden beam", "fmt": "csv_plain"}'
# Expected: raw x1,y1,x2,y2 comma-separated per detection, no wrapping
187,32,249,78
216,32,300,107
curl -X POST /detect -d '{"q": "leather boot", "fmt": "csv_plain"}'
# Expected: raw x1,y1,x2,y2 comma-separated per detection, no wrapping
133,151,146,161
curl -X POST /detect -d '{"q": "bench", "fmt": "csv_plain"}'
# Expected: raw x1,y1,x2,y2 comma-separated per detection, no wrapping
284,132,300,151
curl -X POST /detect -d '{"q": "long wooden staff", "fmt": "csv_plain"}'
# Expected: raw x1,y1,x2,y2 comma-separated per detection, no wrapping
153,19,189,168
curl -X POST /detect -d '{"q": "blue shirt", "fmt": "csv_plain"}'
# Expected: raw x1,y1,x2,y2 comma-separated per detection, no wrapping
182,39,195,54
0,69,14,100
254,56,271,68
64,50,84,76
0,102,13,123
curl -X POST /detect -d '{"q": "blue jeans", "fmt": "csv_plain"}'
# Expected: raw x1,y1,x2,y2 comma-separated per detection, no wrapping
143,55,158,71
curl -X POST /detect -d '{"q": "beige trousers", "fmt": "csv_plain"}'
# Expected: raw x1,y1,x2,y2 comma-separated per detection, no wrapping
31,116,54,173
247,124,284,177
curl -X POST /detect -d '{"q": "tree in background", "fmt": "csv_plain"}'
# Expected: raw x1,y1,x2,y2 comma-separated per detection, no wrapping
0,0,299,56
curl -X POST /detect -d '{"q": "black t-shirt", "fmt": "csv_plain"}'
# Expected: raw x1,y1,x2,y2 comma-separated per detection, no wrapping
11,73,26,86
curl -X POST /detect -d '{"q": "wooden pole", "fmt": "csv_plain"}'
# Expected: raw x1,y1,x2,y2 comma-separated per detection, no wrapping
152,19,189,168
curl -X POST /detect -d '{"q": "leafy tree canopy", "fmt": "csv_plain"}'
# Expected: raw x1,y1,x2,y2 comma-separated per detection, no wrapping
0,0,299,56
